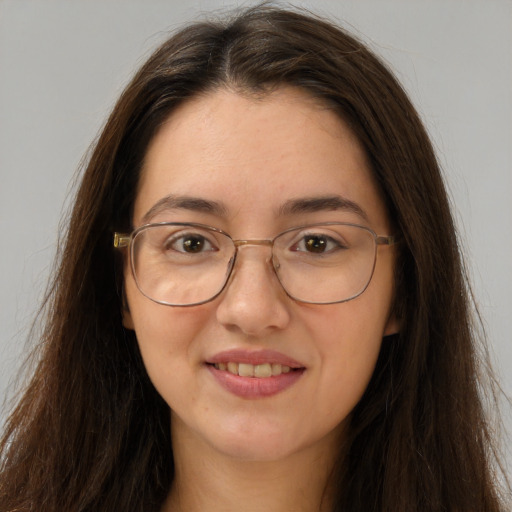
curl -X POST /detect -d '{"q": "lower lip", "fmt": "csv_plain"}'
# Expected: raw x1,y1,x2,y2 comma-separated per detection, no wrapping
207,365,305,399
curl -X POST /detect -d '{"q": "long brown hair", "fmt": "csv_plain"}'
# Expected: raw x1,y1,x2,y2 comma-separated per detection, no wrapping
0,5,508,511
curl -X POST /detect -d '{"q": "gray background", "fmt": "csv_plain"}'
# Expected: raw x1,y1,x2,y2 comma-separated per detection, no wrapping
1,0,511,475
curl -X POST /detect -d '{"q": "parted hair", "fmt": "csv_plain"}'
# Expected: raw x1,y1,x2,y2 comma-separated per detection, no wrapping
0,5,508,511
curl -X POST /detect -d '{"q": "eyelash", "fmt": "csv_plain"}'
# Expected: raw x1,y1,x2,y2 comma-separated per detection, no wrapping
290,234,345,254
164,232,217,253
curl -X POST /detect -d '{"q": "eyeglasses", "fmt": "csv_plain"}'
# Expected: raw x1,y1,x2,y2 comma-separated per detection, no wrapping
113,222,396,306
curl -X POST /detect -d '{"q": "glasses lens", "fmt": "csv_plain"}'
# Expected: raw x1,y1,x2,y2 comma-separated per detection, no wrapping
130,223,378,306
273,224,377,304
132,224,234,305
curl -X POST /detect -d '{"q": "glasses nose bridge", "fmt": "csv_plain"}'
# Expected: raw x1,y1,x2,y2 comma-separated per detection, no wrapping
231,238,277,271
226,238,282,296
233,238,274,249
232,238,276,262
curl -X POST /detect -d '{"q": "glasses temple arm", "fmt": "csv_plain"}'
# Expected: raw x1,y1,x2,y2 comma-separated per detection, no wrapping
113,233,131,248
376,235,397,246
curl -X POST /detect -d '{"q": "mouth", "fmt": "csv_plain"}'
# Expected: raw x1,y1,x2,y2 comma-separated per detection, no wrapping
205,350,305,398
209,361,297,378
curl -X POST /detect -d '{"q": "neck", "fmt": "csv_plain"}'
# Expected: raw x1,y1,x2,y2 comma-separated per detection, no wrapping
161,416,342,512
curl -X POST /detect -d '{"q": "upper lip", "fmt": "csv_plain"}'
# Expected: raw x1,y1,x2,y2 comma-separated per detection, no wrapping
206,349,305,368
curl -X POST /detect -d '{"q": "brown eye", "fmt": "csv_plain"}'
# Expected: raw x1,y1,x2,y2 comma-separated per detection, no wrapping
182,236,207,253
305,236,328,253
291,234,342,254
165,233,216,254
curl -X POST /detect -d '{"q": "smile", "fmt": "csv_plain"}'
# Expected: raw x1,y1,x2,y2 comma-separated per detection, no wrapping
206,350,305,398
212,362,293,377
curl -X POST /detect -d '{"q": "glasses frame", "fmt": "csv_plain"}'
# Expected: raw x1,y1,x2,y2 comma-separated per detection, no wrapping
114,222,397,306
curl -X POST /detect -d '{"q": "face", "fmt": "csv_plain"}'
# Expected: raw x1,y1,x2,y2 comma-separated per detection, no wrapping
123,87,398,462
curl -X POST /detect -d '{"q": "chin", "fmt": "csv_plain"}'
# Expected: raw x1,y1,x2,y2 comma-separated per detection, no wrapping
214,437,299,462
203,418,329,463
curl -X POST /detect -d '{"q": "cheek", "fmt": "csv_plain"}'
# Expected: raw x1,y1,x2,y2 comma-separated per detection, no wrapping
314,304,384,388
123,274,210,397
303,272,394,420
313,321,382,437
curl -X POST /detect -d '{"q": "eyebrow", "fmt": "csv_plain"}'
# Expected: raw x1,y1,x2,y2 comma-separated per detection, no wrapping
141,193,368,225
278,195,369,222
141,195,228,224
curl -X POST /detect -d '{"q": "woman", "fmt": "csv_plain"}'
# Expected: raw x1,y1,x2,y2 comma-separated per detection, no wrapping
0,5,508,511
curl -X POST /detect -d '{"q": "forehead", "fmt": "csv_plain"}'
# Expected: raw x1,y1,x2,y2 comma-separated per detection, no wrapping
134,87,388,231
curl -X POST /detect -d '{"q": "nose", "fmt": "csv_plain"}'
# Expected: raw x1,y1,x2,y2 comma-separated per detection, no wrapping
215,244,291,337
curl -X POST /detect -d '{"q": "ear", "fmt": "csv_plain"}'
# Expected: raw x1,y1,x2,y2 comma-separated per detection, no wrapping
383,310,400,337
121,287,135,330
122,307,135,330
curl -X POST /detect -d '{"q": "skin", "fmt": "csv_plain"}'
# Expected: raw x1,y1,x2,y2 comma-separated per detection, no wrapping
123,87,399,511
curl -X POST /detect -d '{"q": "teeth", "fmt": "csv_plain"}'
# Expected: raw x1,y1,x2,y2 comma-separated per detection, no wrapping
271,363,282,376
254,363,272,378
213,362,293,377
238,363,254,377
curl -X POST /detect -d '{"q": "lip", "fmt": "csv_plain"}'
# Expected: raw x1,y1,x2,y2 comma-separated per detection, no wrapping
206,349,306,399
206,349,304,368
